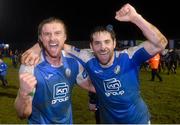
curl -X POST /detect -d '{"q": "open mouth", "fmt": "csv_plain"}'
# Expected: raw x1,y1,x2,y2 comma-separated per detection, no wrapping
49,43,58,47
48,43,59,53
99,51,109,56
99,52,108,55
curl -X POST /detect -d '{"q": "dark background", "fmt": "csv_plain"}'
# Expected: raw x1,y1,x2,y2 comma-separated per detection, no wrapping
0,0,179,50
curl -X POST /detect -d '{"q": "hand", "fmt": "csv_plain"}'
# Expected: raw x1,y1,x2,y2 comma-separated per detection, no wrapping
19,73,37,96
21,43,41,66
115,3,138,22
88,103,97,112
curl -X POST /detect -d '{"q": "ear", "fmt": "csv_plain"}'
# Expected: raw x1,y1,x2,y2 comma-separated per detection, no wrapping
63,33,67,41
38,35,42,42
64,34,67,42
90,42,93,50
113,39,117,49
38,36,43,47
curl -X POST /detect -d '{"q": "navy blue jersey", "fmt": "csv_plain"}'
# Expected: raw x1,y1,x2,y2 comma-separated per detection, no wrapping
68,44,152,123
19,50,88,124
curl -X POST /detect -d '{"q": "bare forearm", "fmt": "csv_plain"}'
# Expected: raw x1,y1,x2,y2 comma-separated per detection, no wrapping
132,14,167,49
78,78,96,93
14,90,32,119
89,86,96,93
32,42,41,53
115,3,167,55
89,81,96,93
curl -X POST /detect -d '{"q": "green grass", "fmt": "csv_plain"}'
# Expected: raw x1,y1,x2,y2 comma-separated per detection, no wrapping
140,69,180,123
0,57,180,123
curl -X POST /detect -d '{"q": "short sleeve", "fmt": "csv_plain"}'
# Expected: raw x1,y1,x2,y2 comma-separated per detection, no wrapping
76,61,89,85
19,64,34,75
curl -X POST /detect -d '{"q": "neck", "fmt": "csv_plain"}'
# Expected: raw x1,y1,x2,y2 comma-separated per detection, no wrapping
46,56,61,67
45,53,62,67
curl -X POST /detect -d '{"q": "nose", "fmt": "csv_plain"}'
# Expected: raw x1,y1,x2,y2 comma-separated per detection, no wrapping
49,34,56,41
101,42,106,50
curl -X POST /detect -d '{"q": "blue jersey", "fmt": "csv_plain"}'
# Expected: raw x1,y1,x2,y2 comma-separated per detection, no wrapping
19,50,88,124
0,62,8,76
68,44,152,124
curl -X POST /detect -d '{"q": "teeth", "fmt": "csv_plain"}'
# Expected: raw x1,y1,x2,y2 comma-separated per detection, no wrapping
50,43,57,46
100,53,107,55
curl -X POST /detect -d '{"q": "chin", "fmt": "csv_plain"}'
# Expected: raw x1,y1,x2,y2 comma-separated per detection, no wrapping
99,60,108,65
49,54,59,58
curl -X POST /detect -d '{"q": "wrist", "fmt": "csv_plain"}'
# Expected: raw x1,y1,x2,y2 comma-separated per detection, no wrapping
19,89,34,98
28,91,35,97
131,14,142,24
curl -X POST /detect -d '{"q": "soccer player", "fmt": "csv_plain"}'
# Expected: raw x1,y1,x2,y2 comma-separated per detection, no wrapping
14,17,95,124
0,59,8,86
21,3,167,124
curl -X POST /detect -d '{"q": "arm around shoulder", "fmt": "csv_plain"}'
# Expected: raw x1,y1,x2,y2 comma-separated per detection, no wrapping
21,42,41,66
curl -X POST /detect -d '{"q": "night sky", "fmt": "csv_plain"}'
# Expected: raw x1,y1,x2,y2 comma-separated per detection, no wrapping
0,0,179,50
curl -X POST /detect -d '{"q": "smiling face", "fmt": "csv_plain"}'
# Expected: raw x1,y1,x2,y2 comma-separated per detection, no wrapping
39,21,66,59
90,31,116,66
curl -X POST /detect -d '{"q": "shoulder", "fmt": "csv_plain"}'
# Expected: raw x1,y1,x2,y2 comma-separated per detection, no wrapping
80,49,95,62
62,51,82,69
63,50,78,61
120,44,145,59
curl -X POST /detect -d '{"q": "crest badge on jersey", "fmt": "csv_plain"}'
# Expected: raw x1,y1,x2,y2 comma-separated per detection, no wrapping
82,69,88,79
65,68,71,77
114,65,120,74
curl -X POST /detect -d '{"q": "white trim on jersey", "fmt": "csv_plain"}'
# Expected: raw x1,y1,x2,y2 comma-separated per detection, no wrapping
120,43,144,59
76,61,89,85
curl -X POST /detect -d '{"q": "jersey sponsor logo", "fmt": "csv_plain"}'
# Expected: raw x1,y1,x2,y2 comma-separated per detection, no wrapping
94,70,103,74
103,78,124,97
52,83,69,104
45,74,53,80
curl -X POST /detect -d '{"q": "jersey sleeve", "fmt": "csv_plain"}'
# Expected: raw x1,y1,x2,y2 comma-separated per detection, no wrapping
19,64,34,75
127,43,153,66
76,61,89,85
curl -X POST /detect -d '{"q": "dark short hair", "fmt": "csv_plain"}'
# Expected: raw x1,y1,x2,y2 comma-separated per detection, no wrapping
38,17,67,36
89,25,116,42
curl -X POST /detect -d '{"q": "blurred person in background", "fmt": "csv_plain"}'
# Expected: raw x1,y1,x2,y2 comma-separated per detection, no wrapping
148,53,162,82
0,58,8,86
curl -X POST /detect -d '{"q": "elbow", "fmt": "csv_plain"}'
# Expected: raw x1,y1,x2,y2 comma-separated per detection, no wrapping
159,36,168,50
154,36,168,53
